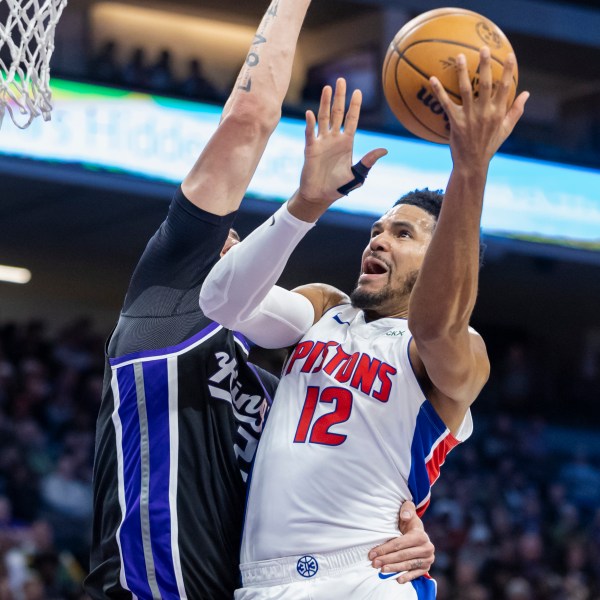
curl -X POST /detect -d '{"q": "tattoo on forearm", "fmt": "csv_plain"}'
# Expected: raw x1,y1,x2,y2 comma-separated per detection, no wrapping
238,0,280,93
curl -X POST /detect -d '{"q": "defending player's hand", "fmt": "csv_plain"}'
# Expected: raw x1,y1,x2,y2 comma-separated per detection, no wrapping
368,500,435,584
429,46,529,169
295,78,387,216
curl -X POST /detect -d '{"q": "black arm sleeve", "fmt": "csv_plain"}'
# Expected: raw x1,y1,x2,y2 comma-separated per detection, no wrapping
123,187,237,315
108,188,237,356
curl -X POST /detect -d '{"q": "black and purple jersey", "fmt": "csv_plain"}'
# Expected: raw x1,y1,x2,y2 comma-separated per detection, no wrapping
85,188,277,599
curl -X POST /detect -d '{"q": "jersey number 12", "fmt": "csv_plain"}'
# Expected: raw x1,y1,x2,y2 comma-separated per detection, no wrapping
293,386,352,446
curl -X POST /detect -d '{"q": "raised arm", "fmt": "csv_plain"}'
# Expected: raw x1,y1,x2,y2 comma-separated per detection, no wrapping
407,48,529,422
181,0,311,216
199,79,387,347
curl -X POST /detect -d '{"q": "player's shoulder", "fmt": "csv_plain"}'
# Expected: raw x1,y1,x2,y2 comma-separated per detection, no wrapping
311,283,350,311
292,283,350,322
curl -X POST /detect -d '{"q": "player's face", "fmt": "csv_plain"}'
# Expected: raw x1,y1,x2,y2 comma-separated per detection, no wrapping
220,228,241,257
350,204,435,318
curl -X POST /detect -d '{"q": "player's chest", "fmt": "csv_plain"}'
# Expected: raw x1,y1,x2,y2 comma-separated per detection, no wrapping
277,328,416,449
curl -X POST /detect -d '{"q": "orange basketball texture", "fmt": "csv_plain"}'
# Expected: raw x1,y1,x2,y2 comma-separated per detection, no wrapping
382,8,518,144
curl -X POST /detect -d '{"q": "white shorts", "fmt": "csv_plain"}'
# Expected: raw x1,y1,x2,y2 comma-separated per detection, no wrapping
235,543,436,599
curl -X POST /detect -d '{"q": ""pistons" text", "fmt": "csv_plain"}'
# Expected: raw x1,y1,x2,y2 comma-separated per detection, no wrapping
284,340,397,403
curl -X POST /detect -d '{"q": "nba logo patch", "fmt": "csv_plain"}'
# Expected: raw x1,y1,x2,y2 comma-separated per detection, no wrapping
297,555,318,578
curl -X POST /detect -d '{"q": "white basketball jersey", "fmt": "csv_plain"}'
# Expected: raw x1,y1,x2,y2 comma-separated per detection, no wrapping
240,304,473,564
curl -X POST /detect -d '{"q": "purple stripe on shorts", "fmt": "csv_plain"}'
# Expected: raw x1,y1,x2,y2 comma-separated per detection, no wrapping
116,364,153,598
142,359,181,598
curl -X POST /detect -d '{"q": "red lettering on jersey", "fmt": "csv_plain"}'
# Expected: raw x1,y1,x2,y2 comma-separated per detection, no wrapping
323,345,351,375
284,340,399,405
373,363,397,402
350,354,382,395
335,352,360,384
311,341,338,373
285,341,314,375
308,387,352,446
293,386,319,443
301,341,326,373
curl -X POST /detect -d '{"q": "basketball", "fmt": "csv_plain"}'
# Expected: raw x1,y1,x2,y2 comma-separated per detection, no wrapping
382,8,518,144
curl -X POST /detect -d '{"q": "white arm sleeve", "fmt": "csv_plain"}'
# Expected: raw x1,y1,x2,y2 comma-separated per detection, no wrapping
199,202,316,349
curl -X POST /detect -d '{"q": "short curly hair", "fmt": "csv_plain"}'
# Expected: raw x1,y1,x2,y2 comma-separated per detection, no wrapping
393,188,486,267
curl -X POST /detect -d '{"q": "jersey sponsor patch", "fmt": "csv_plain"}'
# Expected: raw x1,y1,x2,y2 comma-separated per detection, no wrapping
385,328,406,337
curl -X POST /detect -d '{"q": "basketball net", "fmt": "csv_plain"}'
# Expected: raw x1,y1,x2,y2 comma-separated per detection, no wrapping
0,0,67,129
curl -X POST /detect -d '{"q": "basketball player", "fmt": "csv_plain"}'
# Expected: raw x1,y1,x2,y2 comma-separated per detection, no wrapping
84,1,435,598
200,48,529,598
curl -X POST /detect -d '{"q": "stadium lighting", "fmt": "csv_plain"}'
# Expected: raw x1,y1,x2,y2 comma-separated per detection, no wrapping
0,265,32,284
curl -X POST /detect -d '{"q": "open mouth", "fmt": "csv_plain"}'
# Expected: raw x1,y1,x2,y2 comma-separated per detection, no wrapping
360,256,390,280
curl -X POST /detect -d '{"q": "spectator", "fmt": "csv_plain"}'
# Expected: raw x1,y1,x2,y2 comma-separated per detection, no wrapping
504,577,532,600
148,49,175,93
89,41,121,84
40,455,92,521
121,47,148,89
559,449,600,509
500,342,534,412
179,58,221,102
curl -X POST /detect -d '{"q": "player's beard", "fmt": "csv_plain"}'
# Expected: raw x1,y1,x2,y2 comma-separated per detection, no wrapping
350,270,419,312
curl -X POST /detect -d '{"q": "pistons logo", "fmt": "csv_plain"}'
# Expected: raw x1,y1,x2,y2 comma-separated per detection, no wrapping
297,555,319,578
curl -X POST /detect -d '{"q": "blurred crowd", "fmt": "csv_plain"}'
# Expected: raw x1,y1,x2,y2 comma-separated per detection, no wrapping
86,41,369,113
79,39,600,170
426,415,600,599
89,42,225,103
0,319,599,599
0,320,102,600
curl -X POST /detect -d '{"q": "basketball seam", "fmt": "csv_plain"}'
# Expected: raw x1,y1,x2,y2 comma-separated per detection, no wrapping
391,49,447,142
394,39,518,88
393,9,484,44
395,49,461,103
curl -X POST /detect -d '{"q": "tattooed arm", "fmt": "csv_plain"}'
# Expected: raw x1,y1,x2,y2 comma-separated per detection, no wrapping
181,0,312,216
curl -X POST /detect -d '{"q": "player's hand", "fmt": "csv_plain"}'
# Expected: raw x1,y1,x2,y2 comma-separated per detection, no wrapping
429,46,529,170
291,78,387,222
368,500,435,584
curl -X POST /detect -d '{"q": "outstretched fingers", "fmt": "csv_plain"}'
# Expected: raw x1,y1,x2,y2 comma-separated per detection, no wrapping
360,148,388,169
503,90,530,134
455,53,472,111
343,89,363,136
429,76,454,117
477,46,493,104
317,85,333,135
493,52,517,108
305,109,316,144
330,78,347,132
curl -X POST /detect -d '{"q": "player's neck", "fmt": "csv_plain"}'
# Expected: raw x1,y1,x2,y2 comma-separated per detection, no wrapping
362,300,409,323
